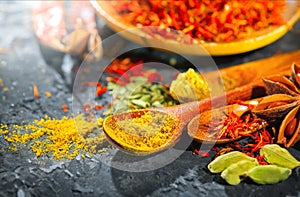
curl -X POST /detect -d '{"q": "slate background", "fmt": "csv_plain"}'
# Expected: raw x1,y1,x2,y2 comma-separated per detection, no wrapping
1,2,300,197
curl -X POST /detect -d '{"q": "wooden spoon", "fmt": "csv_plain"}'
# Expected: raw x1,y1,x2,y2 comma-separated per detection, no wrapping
103,81,265,154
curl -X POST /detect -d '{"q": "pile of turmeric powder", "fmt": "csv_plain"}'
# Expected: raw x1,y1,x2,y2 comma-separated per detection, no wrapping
0,115,108,160
105,111,178,152
169,68,237,102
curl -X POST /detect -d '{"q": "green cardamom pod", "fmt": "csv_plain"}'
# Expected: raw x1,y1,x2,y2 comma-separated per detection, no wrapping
248,165,291,184
260,144,300,169
221,160,258,185
208,151,257,173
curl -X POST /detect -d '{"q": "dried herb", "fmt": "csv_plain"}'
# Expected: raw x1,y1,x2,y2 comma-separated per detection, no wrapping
105,76,178,115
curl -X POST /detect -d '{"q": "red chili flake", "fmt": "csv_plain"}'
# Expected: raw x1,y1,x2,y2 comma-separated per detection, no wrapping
83,103,92,113
106,77,120,83
256,155,268,165
96,84,108,96
251,134,264,152
212,110,266,140
33,84,39,99
105,58,142,76
193,149,210,157
211,146,219,152
105,57,165,86
94,104,105,111
113,0,285,42
61,104,69,113
248,129,273,153
212,127,273,164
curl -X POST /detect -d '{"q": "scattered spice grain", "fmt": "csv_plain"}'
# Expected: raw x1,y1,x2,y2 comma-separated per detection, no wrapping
0,115,107,159
44,91,52,98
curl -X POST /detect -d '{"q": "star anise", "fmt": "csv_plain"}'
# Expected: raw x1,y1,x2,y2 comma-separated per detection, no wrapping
252,63,300,147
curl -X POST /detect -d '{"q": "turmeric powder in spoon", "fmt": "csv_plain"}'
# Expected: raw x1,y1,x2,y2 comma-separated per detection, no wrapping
103,110,180,154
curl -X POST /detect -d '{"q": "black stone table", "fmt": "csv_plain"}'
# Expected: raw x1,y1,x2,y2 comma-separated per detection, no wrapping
1,2,300,197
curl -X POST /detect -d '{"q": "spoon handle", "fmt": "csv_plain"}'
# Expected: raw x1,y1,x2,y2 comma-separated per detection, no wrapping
162,80,266,125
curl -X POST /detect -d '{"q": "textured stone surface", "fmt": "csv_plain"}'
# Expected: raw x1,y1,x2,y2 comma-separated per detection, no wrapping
1,2,300,197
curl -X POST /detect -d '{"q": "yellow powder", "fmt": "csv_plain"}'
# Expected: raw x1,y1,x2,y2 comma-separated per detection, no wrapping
169,68,237,102
169,68,210,102
105,111,178,152
0,115,107,160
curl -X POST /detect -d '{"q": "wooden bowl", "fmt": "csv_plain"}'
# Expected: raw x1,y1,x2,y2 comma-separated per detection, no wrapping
91,0,300,56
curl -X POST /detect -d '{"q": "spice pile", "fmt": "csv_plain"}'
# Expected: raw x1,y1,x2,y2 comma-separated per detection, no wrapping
0,115,107,160
169,68,210,102
191,63,300,185
0,56,179,159
169,68,237,102
104,57,178,115
106,76,178,115
113,0,286,42
104,110,178,152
